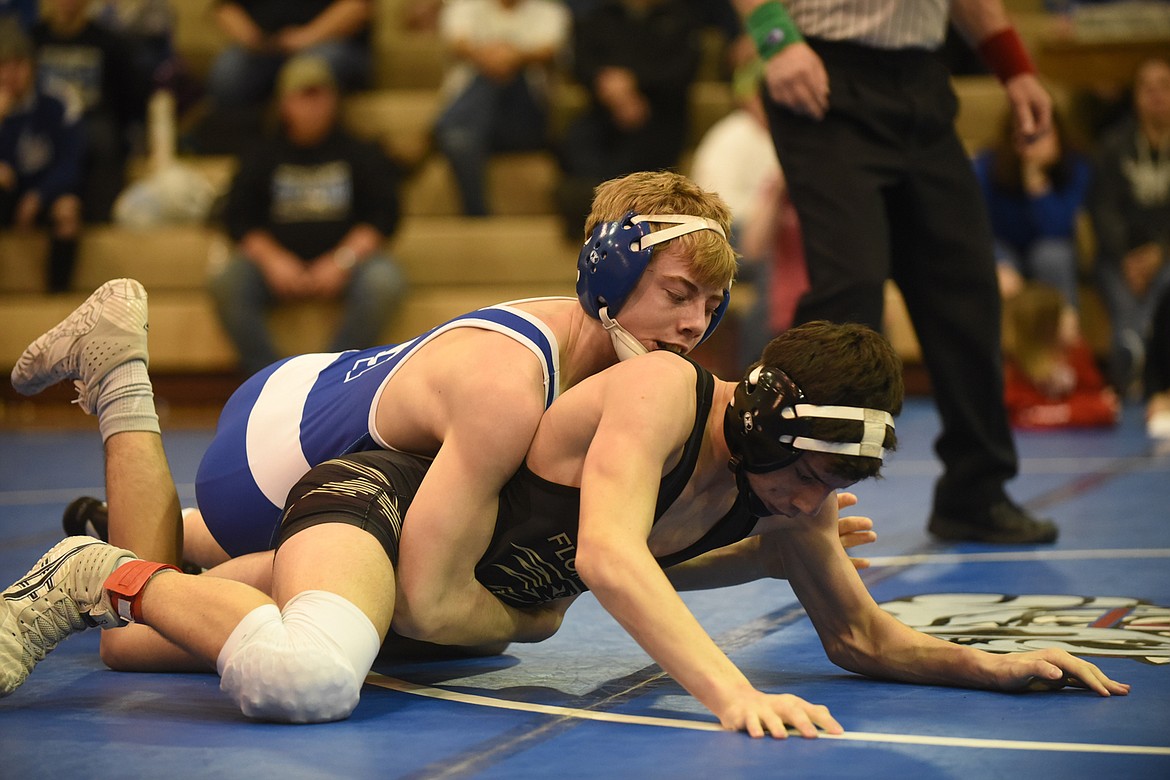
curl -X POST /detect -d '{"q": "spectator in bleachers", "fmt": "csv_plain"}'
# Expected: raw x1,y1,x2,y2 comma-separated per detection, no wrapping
1089,56,1170,396
690,56,805,371
554,0,702,235
192,0,373,155
208,54,405,375
433,0,570,216
90,0,199,111
0,18,83,293
1145,283,1170,439
1002,281,1119,430
31,0,148,223
0,0,36,30
974,106,1091,315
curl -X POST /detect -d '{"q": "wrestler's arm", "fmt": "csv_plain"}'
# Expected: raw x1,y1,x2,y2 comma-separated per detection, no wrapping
390,338,566,646
664,493,876,590
575,355,841,738
774,495,1129,696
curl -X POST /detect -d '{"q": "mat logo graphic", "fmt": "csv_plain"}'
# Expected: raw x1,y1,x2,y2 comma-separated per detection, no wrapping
879,593,1170,665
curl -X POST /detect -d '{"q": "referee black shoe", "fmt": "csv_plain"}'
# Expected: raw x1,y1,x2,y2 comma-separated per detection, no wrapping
928,500,1058,544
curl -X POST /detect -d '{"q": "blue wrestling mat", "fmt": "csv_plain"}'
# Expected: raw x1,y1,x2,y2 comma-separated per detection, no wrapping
2,398,1168,779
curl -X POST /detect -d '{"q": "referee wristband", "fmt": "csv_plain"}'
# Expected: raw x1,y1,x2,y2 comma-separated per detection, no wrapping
977,28,1036,84
747,1,803,61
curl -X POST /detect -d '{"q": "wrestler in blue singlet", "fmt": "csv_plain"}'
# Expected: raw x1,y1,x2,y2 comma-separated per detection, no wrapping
195,299,564,557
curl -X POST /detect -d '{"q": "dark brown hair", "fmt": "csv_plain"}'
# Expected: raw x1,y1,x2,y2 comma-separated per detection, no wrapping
756,321,903,481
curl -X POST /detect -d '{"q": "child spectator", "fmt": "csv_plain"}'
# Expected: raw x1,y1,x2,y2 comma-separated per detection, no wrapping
1002,282,1119,430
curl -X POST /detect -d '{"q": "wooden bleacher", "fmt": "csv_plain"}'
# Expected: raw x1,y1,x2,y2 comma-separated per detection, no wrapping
0,219,578,374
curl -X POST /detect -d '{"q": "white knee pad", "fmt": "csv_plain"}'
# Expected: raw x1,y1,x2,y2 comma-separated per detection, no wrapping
216,591,381,723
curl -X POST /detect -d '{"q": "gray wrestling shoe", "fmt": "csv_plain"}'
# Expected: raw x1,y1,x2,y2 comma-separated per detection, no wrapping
1,537,135,698
10,278,148,413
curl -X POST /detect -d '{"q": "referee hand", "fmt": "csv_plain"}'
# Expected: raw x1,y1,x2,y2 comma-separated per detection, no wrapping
762,42,831,119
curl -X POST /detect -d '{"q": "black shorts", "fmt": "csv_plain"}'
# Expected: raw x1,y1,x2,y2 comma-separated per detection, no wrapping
274,449,433,565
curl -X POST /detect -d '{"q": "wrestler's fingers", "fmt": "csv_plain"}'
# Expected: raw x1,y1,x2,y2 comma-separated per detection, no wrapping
761,710,790,740
838,515,874,536
841,531,877,550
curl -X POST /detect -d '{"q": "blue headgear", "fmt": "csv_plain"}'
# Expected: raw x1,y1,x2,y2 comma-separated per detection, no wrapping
576,212,731,346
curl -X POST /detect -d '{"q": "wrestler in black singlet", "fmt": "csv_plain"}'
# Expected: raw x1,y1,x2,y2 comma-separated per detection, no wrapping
276,354,758,608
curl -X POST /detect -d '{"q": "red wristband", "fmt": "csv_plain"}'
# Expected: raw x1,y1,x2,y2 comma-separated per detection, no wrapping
104,559,181,624
977,28,1036,84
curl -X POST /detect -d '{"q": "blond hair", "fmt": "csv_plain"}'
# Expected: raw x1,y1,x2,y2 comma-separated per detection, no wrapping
1003,282,1066,387
585,171,738,292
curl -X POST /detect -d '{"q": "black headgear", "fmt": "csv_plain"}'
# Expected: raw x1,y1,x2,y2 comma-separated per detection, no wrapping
723,365,895,474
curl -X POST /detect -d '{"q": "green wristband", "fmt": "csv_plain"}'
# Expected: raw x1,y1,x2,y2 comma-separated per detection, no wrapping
747,1,803,60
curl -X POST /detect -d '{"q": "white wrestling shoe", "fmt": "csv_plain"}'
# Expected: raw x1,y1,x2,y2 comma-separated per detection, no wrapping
10,278,148,413
1,537,134,698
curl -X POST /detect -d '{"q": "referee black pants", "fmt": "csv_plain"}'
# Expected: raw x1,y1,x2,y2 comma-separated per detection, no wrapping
764,37,1018,517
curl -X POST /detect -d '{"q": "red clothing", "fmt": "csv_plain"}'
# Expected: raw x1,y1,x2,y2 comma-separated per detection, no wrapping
767,193,809,333
1004,339,1119,429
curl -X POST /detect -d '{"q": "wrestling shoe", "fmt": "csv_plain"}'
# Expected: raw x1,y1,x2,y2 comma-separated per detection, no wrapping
10,278,148,413
928,500,1058,544
1,537,134,697
62,496,109,541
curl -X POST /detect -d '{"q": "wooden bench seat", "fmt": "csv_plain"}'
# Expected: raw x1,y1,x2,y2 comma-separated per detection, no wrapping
1,218,579,372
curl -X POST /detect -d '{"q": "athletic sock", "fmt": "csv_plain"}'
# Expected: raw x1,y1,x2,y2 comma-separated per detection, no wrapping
94,360,161,442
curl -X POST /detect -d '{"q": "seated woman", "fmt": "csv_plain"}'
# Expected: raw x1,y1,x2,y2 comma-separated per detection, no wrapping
973,106,1091,313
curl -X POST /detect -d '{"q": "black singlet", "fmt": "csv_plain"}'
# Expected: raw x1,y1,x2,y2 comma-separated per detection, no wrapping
475,355,759,607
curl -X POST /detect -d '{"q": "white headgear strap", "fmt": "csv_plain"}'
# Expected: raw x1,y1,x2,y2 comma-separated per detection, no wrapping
629,214,727,252
780,404,895,462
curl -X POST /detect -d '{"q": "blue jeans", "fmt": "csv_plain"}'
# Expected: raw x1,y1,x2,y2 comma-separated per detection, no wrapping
208,250,406,375
995,237,1081,310
433,74,547,215
207,39,371,106
1096,258,1170,392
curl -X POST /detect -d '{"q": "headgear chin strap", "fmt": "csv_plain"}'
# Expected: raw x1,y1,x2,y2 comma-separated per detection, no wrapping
599,306,649,361
724,365,896,474
577,211,730,359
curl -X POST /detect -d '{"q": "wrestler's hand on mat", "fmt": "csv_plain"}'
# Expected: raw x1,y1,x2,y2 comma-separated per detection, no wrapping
715,689,843,739
762,42,830,119
989,648,1131,697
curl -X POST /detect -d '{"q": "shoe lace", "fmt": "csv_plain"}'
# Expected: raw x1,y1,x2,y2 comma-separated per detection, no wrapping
70,379,99,415
24,598,88,664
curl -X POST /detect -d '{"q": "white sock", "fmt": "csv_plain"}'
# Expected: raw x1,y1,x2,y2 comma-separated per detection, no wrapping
95,360,160,442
